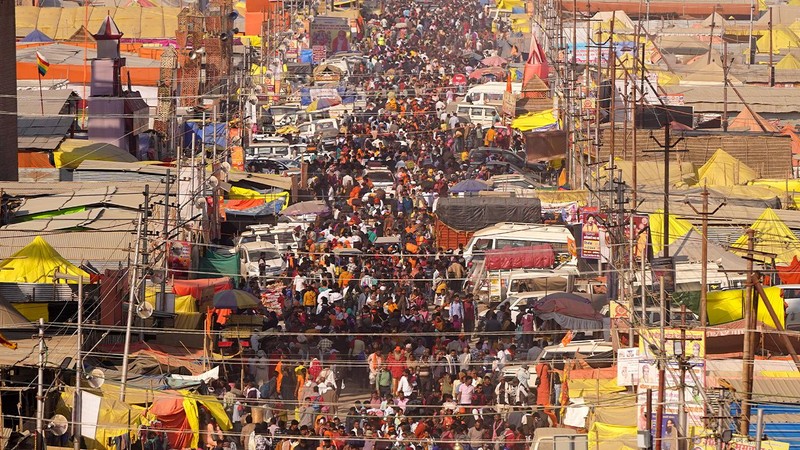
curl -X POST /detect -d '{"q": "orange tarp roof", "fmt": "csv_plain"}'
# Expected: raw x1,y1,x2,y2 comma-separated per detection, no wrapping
17,62,160,86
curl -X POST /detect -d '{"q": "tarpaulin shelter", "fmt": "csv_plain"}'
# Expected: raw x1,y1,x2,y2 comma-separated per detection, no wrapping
597,161,696,188
727,109,779,132
697,148,758,186
198,250,240,280
511,109,559,131
172,278,233,300
749,178,800,208
484,244,555,270
588,422,638,450
0,236,90,283
757,27,800,54
523,33,549,85
435,197,542,232
531,292,605,331
58,386,144,450
54,139,139,169
732,207,800,264
707,286,785,328
648,210,697,256
449,179,492,194
182,122,228,149
145,391,232,450
228,187,289,210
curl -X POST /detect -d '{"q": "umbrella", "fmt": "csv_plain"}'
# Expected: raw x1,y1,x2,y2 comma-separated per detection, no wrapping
451,74,468,85
469,67,506,80
450,179,492,194
306,97,341,112
461,50,483,61
482,55,508,67
213,289,260,309
281,200,331,217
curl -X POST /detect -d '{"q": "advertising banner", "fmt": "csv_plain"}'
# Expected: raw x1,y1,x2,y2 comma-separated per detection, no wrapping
310,16,351,54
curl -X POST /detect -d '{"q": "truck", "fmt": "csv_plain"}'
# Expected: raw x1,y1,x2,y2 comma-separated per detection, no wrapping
529,428,587,450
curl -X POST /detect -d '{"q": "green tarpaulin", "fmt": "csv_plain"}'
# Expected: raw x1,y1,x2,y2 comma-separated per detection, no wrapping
198,249,240,282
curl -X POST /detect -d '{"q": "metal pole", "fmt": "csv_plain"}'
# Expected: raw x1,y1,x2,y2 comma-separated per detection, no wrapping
678,305,687,439
700,185,709,326
663,122,671,259
74,276,83,450
139,186,150,343
740,228,756,435
769,7,774,87
36,318,44,447
120,213,143,403
655,276,666,450
755,409,764,450
722,39,729,132
161,169,171,309
749,0,755,65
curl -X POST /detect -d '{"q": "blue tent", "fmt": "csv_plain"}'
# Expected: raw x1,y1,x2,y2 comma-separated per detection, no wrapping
20,29,53,43
182,122,228,149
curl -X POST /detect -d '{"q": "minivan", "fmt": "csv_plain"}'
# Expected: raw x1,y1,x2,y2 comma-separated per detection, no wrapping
455,103,499,127
465,81,522,105
463,222,576,264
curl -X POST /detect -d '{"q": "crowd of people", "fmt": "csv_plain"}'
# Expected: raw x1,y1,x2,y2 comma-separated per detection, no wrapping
199,0,569,449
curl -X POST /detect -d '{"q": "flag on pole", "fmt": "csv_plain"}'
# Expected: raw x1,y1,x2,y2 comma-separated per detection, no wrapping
0,332,17,350
36,51,50,77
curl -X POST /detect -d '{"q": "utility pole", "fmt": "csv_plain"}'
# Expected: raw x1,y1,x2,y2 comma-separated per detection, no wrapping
655,276,667,450
139,185,151,342
161,170,172,309
35,318,44,450
120,212,144,403
740,228,756,435
685,184,725,326
649,121,685,259
722,39,730,132
769,7,775,87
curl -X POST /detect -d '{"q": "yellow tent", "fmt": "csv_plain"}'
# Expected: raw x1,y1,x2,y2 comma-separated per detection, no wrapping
732,207,800,264
510,109,558,131
756,27,800,54
0,236,89,283
777,52,800,69
707,286,785,328
696,148,757,186
54,139,138,169
648,210,697,256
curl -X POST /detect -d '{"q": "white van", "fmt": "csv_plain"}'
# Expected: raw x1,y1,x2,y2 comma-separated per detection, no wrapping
463,222,576,264
465,81,522,105
455,103,499,127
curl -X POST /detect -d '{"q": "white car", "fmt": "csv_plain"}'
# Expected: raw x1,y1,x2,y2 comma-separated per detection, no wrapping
502,340,614,388
363,168,396,196
237,241,286,280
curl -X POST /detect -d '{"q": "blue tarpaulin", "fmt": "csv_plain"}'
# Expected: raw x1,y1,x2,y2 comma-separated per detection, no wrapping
225,199,285,217
183,122,228,149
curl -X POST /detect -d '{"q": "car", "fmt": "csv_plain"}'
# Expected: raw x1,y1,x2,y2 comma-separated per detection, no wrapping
246,142,291,159
237,223,302,253
468,146,527,168
363,168,396,195
245,158,298,175
772,285,800,330
478,292,539,324
298,118,340,145
502,340,614,388
236,241,286,280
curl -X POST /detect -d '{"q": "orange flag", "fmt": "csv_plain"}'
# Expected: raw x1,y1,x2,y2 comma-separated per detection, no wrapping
0,332,17,350
561,330,574,347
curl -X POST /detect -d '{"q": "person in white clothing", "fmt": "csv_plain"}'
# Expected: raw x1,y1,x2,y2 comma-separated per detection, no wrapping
396,369,414,398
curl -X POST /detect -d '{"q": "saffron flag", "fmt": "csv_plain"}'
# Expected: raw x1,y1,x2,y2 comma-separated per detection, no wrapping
0,332,17,350
36,51,49,77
